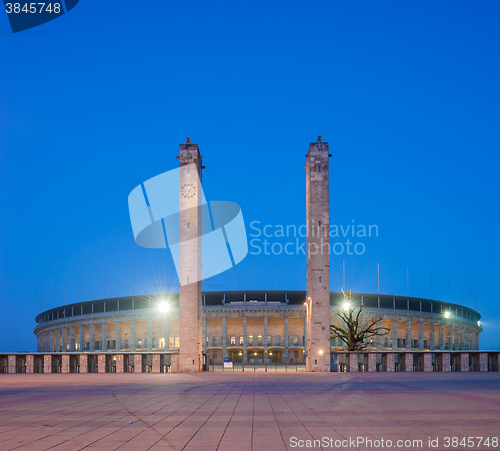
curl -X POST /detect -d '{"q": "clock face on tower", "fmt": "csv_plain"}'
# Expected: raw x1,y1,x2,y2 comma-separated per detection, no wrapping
181,183,197,199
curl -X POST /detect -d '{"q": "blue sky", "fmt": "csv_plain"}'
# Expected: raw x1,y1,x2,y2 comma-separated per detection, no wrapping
0,0,499,351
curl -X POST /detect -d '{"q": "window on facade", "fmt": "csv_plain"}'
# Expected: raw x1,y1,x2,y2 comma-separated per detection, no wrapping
293,336,299,346
230,336,236,345
239,336,244,345
319,276,322,283
212,336,217,346
318,165,321,172
276,336,281,346
267,335,272,345
248,335,253,345
257,335,263,345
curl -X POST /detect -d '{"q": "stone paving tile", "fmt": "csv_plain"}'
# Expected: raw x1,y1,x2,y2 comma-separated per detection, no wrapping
0,373,499,450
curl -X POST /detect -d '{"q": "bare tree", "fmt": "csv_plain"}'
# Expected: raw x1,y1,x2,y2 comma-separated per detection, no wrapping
330,290,390,351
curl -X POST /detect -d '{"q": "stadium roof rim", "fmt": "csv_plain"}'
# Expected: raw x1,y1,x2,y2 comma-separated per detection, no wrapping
35,290,481,324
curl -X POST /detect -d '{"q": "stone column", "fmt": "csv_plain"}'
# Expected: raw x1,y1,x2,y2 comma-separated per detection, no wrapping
429,323,435,350
365,353,377,372
69,327,74,352
50,329,54,352
201,316,206,354
152,354,161,373
243,316,247,363
164,318,170,351
377,319,383,351
147,319,152,352
479,352,488,371
89,324,95,352
98,354,106,373
347,353,357,372
392,320,398,350
458,353,469,371
115,354,125,373
102,323,107,351
44,355,53,373
61,355,70,373
79,326,83,352
421,353,432,371
264,316,268,363
61,328,65,352
130,320,136,352
284,316,289,362
438,353,450,371
403,353,413,371
405,320,412,350
383,353,395,372
134,354,143,372
439,324,445,350
115,321,121,350
222,316,227,359
446,324,452,350
418,321,424,350
8,355,17,373
26,355,34,373
79,355,88,373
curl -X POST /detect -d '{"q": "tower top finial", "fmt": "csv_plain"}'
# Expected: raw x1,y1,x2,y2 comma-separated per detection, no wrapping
186,137,191,144
317,136,322,142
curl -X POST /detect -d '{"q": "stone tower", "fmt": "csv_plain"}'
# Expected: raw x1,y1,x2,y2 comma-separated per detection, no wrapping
305,137,331,372
178,138,203,372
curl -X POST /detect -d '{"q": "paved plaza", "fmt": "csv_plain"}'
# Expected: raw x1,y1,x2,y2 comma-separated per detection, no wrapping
0,372,499,451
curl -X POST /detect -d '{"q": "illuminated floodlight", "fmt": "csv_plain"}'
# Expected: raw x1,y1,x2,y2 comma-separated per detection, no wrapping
444,311,450,319
157,301,170,313
319,350,324,355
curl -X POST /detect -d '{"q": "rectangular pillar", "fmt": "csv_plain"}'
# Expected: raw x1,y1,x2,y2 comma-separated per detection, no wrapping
222,316,227,359
347,353,358,372
44,355,53,373
418,321,424,350
479,353,488,371
102,323,107,352
178,143,203,372
405,321,412,350
69,327,74,352
89,324,95,352
97,354,106,373
429,323,435,350
152,354,161,373
147,319,152,352
170,354,180,373
61,355,70,373
79,355,88,373
130,320,136,352
134,354,143,372
243,316,247,363
438,353,450,371
115,321,121,350
264,316,268,363
305,139,331,372
392,320,398,350
421,353,432,371
383,353,394,372
115,354,125,373
458,353,469,371
403,353,413,371
61,328,65,352
26,355,34,373
439,324,445,350
365,353,377,372
8,355,17,373
79,326,83,352
284,316,289,362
